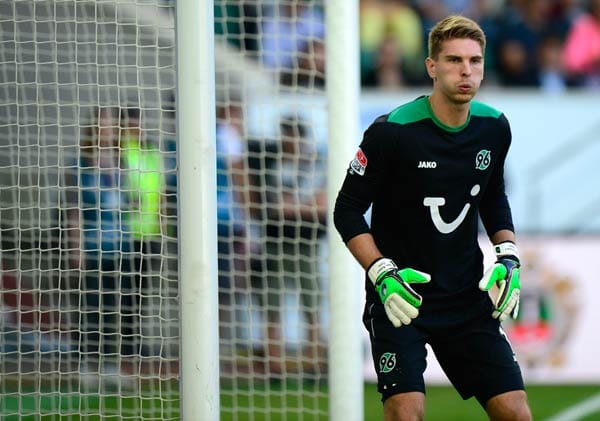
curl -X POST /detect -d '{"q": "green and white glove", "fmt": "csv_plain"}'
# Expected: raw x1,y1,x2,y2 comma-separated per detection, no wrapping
367,257,431,327
479,241,521,322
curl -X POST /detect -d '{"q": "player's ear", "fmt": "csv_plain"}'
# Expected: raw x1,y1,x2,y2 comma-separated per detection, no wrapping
425,57,436,80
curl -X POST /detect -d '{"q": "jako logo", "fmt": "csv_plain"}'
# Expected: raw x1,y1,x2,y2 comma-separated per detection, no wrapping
418,161,437,169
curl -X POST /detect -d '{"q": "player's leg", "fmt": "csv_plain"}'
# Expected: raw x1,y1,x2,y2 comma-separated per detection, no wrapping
485,390,531,421
364,300,429,420
383,392,425,421
431,314,530,419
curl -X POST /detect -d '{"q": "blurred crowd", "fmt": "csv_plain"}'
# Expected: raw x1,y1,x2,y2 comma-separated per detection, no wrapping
215,100,329,377
215,0,600,91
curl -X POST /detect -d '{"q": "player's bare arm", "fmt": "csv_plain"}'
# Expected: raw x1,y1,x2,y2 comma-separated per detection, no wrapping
490,229,516,245
346,233,383,270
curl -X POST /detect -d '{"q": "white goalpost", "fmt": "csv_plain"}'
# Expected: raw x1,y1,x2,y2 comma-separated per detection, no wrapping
326,1,364,420
1,0,363,419
176,0,219,419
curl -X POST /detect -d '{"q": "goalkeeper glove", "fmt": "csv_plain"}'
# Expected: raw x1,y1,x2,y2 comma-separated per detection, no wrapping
478,241,521,322
367,257,431,327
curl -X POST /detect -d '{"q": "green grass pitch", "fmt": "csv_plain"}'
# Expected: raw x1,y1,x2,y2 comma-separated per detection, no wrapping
2,381,599,420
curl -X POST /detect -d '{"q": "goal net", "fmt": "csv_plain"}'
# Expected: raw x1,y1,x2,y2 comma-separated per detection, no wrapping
1,1,178,419
214,1,330,419
1,0,333,419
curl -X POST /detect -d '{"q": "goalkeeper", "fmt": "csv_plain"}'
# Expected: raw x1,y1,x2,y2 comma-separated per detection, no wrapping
333,15,531,421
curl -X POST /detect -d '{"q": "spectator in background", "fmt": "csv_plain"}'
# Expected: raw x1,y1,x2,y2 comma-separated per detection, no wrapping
120,107,166,357
260,1,325,86
416,0,489,25
248,113,327,377
537,33,570,92
494,0,552,86
215,100,254,357
562,0,600,88
495,37,540,86
67,106,134,379
285,38,327,88
360,0,426,86
362,34,406,88
547,0,583,36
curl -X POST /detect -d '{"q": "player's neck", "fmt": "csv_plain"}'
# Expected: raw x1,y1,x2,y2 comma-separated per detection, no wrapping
427,93,470,128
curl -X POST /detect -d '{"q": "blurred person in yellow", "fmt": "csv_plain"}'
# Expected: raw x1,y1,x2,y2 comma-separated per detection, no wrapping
360,0,426,86
120,107,166,357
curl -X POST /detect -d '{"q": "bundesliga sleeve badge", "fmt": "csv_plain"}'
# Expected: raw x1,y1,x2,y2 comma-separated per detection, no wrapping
349,148,368,176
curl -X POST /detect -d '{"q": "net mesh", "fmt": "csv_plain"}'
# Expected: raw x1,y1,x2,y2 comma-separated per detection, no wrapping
1,1,178,419
0,0,329,419
216,1,329,419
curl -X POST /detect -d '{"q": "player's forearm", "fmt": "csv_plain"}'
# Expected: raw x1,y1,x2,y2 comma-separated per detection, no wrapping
346,233,383,270
490,229,516,245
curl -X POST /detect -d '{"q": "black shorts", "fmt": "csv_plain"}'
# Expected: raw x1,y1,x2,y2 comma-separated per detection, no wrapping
365,308,525,407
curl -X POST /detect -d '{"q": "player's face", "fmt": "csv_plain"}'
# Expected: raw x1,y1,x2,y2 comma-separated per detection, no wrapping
426,38,484,104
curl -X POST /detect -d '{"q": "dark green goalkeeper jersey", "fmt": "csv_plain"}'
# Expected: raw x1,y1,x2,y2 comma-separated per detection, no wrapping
333,95,515,328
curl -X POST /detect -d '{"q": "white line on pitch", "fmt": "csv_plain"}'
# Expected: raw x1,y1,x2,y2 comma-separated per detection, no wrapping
545,392,600,421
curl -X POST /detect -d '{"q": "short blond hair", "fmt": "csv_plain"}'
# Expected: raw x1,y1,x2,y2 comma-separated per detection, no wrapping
428,15,486,60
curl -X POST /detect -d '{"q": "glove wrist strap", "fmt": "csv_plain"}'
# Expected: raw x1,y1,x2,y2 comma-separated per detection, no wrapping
494,241,520,260
367,257,397,285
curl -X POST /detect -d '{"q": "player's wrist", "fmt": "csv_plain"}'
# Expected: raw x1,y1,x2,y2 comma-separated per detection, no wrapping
367,257,397,285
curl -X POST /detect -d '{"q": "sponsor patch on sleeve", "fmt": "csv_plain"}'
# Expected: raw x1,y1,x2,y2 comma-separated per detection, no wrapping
349,148,367,176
